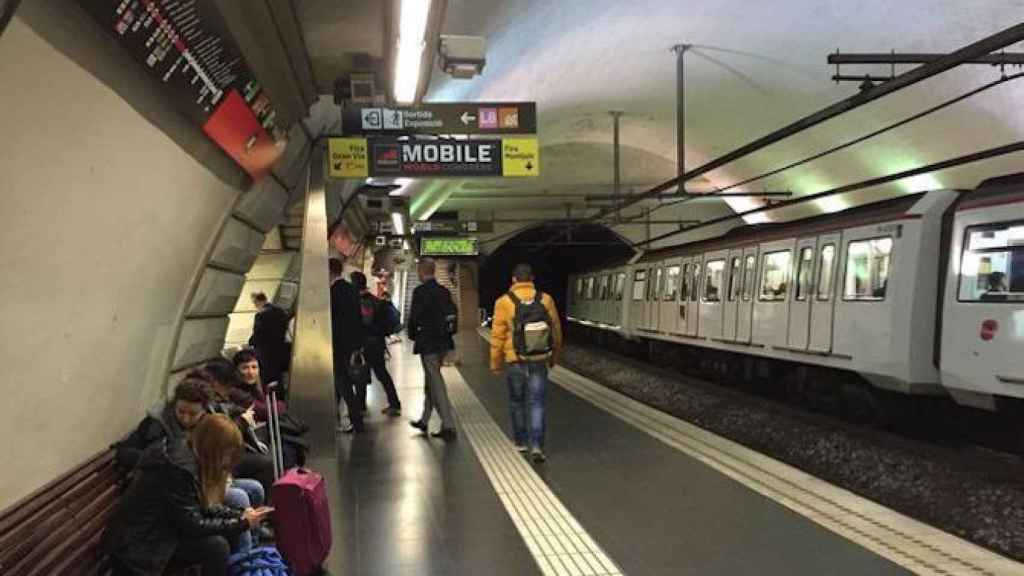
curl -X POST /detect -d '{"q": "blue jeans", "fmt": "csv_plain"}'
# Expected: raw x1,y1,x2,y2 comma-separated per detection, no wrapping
507,362,548,449
224,478,265,554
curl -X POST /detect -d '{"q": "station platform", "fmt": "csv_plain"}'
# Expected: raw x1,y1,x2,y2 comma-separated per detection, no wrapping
311,331,1013,576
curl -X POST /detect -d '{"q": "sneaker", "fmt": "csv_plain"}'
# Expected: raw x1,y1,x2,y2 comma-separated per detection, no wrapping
530,448,546,463
515,444,528,453
382,406,402,417
431,428,457,442
410,420,428,433
339,424,362,434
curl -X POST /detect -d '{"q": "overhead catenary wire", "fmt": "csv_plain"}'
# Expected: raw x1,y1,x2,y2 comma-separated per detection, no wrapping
634,140,1024,248
623,70,1024,224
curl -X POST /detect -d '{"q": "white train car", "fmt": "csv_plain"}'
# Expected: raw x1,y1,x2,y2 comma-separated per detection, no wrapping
571,189,960,399
941,175,1024,411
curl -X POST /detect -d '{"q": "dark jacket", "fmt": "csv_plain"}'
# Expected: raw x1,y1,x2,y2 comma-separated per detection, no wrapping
407,278,456,355
249,303,291,375
330,278,367,366
102,438,249,575
113,401,186,470
359,290,389,352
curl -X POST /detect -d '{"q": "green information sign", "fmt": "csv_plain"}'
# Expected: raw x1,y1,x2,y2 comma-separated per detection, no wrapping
420,236,479,256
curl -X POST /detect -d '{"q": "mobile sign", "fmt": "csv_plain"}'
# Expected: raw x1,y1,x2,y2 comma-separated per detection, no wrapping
342,102,537,135
328,138,539,179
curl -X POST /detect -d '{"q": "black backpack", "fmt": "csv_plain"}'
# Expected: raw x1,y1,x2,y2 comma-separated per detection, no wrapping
508,291,553,361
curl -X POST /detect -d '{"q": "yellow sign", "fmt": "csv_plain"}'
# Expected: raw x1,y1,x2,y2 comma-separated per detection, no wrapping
328,138,368,178
501,138,540,177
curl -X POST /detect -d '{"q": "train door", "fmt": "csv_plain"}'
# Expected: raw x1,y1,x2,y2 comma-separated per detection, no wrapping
722,251,744,341
809,234,840,352
612,271,626,328
736,247,759,343
787,239,818,349
699,251,729,339
650,266,664,331
599,273,612,325
752,239,794,347
629,268,647,332
662,261,682,334
686,255,703,336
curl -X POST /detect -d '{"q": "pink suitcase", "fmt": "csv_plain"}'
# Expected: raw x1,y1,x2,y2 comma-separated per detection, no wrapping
266,384,332,575
272,468,332,575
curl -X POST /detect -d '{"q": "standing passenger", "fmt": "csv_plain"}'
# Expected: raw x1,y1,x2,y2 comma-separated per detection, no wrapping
351,271,403,416
408,258,458,440
490,263,562,463
329,258,367,433
248,292,290,391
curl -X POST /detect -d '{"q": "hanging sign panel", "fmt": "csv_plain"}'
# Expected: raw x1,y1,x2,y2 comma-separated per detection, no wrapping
342,102,537,135
420,236,480,257
77,0,286,180
327,138,539,178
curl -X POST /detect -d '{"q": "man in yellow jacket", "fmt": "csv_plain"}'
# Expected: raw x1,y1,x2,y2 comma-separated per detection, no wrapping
490,263,563,462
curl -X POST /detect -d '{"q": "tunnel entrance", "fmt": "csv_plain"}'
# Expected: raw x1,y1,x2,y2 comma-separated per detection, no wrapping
479,224,635,321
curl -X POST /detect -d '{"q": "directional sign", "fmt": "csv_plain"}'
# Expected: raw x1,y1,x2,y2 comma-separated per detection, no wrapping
342,102,537,135
501,138,540,177
329,138,369,178
327,138,540,178
420,236,480,257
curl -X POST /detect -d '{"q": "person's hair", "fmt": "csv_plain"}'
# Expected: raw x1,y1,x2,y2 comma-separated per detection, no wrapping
418,258,436,276
173,378,209,404
232,348,258,367
191,414,243,508
989,271,1007,288
202,359,243,389
351,271,368,291
227,387,255,409
512,263,534,282
251,292,268,303
329,258,344,276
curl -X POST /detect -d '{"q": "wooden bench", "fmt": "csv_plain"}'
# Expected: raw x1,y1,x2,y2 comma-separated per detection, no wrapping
0,450,128,575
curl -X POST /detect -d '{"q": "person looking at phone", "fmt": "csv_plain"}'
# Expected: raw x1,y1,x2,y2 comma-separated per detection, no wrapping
103,414,274,576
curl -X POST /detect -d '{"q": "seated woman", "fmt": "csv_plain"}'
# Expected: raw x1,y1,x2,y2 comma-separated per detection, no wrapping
103,414,273,576
233,348,286,423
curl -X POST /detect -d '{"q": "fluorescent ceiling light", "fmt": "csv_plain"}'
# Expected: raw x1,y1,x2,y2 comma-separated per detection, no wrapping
394,0,431,103
392,212,406,236
390,177,414,196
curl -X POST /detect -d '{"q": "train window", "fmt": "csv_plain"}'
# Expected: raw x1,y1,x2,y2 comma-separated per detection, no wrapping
665,266,681,300
844,237,892,301
958,222,1024,302
816,245,836,301
728,257,741,302
759,250,792,301
704,260,725,302
598,275,610,300
652,268,664,301
584,277,595,300
615,272,626,299
795,247,815,301
690,262,701,302
632,270,646,301
742,255,756,301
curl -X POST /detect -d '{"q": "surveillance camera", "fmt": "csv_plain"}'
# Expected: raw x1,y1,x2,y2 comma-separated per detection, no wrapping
439,35,486,79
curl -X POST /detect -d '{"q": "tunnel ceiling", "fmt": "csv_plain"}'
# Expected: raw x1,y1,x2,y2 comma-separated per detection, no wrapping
297,0,1024,251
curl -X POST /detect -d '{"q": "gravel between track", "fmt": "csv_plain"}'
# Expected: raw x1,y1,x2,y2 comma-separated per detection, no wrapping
559,343,1024,562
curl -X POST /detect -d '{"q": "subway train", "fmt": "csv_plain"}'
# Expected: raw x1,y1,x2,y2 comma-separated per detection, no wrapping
567,174,1024,420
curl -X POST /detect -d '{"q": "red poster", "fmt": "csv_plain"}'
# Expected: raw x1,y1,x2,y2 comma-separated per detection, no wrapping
202,89,283,181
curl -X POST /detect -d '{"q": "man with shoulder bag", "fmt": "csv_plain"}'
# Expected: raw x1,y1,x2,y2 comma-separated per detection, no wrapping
329,258,368,434
407,258,458,441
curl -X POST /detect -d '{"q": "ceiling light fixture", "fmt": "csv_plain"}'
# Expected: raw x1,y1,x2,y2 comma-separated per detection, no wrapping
394,0,432,104
391,212,407,236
